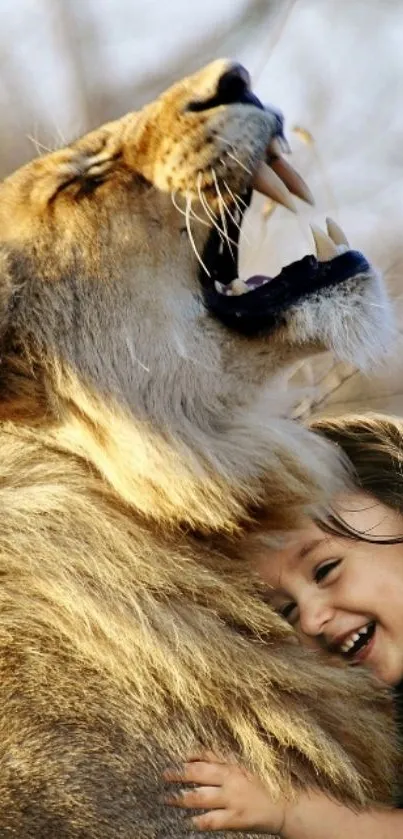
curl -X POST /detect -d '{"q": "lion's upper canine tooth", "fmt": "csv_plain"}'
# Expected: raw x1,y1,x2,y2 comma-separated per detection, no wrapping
310,224,339,261
268,137,284,158
278,135,291,154
326,217,350,248
252,161,296,213
269,153,315,207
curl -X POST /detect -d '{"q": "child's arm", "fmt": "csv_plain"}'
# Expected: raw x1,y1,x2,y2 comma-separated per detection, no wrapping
283,788,403,839
164,752,403,838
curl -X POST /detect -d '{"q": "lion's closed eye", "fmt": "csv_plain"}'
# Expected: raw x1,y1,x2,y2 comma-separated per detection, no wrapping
25,128,124,208
49,148,123,203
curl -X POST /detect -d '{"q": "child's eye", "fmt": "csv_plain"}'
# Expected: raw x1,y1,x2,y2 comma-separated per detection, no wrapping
314,559,341,583
279,601,298,622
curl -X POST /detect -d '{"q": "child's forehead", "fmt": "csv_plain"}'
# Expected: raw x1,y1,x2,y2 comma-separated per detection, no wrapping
252,519,329,586
282,518,326,554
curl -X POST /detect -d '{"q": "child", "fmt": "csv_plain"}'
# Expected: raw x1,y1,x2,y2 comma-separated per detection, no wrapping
164,414,403,837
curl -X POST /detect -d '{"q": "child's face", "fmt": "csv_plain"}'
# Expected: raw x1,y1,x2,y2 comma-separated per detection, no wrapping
255,492,403,685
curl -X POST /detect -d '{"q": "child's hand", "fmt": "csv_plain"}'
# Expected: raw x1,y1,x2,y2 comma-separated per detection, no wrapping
163,750,286,833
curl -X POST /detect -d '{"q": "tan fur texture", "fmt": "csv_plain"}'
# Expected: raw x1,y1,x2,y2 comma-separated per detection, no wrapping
0,60,397,837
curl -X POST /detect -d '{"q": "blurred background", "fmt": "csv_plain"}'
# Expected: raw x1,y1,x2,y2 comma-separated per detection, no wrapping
2,0,403,418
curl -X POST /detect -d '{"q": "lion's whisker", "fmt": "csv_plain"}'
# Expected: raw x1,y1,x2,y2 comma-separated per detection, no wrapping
188,205,211,229
223,181,252,229
215,137,253,172
53,124,67,147
222,180,244,218
226,151,253,177
232,189,250,211
215,137,253,176
220,181,251,247
171,190,210,229
197,174,227,243
200,173,238,249
211,169,234,258
171,190,187,217
185,194,211,278
26,134,53,156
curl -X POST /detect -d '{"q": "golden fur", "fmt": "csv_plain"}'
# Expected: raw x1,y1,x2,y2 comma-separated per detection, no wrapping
0,60,397,837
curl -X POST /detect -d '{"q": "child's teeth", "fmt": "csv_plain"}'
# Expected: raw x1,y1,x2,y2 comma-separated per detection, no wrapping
340,623,374,654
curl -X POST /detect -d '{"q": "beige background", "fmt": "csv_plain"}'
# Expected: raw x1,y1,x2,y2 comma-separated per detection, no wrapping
2,0,403,418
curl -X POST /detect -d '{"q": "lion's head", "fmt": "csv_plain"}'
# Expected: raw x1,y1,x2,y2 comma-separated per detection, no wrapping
0,61,388,440
0,61,397,836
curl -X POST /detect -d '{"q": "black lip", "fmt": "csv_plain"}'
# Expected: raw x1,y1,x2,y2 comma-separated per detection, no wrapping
201,233,370,337
187,90,265,113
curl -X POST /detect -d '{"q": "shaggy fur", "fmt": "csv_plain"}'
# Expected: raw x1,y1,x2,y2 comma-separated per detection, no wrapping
0,60,397,837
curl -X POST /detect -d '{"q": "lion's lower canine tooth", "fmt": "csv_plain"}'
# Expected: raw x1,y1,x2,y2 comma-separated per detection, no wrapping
310,224,339,261
214,280,233,296
326,217,350,247
231,278,249,296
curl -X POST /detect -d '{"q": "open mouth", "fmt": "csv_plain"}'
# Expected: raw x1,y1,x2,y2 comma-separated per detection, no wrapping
337,620,376,661
201,134,370,336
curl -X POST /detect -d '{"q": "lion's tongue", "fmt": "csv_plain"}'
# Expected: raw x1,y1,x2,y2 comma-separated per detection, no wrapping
215,275,272,296
251,156,314,212
245,275,272,289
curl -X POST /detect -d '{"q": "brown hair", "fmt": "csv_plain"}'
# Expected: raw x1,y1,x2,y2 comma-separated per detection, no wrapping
308,413,403,543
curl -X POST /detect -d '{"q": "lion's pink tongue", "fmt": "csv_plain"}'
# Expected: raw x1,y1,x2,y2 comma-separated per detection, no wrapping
245,275,272,290
214,275,272,296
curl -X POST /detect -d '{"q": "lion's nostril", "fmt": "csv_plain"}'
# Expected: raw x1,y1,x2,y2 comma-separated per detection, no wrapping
216,64,251,103
186,62,264,113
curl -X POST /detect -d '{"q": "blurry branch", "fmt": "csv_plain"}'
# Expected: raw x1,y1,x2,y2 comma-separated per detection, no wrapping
85,0,283,123
252,0,297,81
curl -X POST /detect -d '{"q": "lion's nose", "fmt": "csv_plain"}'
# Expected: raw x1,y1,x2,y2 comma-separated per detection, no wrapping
216,63,251,102
187,62,264,112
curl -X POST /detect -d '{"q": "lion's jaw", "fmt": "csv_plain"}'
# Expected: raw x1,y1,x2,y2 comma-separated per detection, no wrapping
0,60,393,529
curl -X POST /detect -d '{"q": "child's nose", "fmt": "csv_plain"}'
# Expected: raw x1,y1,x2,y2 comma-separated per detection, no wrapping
299,596,333,638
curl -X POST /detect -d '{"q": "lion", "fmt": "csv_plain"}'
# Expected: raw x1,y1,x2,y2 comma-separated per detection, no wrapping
0,59,397,837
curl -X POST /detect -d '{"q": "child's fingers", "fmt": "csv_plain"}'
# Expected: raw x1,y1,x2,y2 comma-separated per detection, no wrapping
165,786,224,810
191,809,237,832
163,761,227,786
